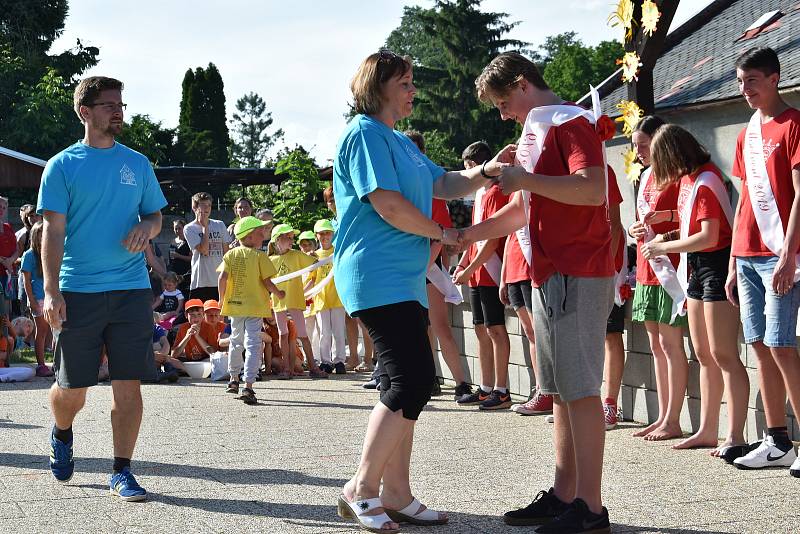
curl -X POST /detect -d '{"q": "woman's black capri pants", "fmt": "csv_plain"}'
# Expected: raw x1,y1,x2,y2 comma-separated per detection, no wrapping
356,300,435,420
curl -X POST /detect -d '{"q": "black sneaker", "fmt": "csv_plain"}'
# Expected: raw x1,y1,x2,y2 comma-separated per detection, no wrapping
536,498,610,534
362,378,378,389
226,381,239,394
320,363,334,374
334,362,346,374
503,488,569,526
479,390,512,411
239,387,258,405
453,382,472,401
457,389,490,406
431,380,442,396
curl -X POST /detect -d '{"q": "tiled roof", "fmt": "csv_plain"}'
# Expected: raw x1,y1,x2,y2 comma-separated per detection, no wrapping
598,0,800,115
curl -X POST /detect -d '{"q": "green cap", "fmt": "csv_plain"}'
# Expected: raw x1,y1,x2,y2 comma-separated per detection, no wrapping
234,216,269,239
314,219,335,233
297,230,316,242
271,223,296,240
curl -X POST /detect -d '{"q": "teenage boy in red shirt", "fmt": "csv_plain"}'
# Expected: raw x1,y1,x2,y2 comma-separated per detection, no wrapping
724,47,800,476
464,52,613,533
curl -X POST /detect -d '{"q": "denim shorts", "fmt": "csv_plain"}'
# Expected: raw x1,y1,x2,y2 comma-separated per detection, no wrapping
736,256,800,347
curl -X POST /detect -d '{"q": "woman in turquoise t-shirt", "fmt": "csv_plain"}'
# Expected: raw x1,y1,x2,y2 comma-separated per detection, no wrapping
20,222,54,377
333,50,509,532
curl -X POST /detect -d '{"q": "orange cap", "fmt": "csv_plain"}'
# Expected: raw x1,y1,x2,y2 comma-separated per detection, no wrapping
203,299,221,311
184,298,204,311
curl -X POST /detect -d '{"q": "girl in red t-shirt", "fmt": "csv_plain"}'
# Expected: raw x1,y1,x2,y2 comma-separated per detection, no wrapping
642,125,750,461
627,116,690,443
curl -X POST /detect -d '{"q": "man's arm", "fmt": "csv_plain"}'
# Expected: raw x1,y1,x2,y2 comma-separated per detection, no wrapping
462,194,527,244
772,167,800,294
42,211,67,330
498,165,606,206
145,244,167,277
609,202,623,259
122,211,162,253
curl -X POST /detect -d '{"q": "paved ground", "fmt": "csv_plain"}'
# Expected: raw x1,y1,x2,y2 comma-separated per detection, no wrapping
1,373,798,533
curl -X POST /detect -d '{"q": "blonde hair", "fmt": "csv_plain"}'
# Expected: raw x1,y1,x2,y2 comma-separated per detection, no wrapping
350,50,412,116
650,125,711,189
12,316,33,332
475,52,549,103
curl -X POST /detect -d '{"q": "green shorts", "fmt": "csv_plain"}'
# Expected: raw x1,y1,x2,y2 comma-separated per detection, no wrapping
631,284,688,327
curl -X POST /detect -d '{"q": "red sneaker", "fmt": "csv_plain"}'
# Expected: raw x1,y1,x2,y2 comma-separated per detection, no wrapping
36,364,54,378
603,402,618,430
513,390,553,415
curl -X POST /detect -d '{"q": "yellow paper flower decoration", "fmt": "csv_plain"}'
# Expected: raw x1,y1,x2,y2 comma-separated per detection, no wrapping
615,100,644,137
617,52,643,83
641,0,661,36
608,0,635,41
623,148,644,183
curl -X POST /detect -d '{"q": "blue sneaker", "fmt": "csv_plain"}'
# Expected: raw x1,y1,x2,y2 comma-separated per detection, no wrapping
109,467,147,501
49,432,74,483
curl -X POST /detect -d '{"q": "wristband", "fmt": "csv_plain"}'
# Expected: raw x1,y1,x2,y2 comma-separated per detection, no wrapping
669,210,674,222
480,160,492,179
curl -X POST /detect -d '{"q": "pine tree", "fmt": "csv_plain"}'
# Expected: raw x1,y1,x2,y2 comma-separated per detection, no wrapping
176,63,230,166
230,92,284,168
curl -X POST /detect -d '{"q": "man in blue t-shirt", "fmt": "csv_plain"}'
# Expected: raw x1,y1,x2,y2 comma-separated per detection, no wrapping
38,76,167,502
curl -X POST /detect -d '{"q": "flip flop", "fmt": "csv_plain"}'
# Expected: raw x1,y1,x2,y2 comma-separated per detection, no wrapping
337,495,400,533
385,497,448,526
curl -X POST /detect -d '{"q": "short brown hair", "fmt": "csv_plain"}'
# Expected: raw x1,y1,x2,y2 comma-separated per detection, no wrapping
191,192,213,209
462,141,492,165
404,130,425,153
650,125,711,189
350,50,412,115
476,52,548,103
73,76,124,122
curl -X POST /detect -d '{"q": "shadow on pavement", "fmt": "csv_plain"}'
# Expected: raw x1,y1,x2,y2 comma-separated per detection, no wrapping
0,418,44,430
0,453,347,488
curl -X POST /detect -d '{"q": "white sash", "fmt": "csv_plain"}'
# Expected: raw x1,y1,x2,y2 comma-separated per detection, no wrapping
426,263,463,305
473,185,503,284
305,268,333,300
676,171,735,296
272,255,333,284
744,111,800,282
636,167,687,321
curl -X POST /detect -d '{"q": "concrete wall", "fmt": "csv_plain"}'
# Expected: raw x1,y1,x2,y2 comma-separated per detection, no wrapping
436,289,799,442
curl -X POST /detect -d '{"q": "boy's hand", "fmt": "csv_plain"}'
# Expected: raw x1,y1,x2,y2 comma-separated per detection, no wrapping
276,289,286,300
187,324,200,337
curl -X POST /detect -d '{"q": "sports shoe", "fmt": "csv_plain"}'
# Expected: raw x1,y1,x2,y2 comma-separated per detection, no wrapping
362,378,378,389
320,363,334,374
733,433,797,469
334,362,346,374
457,389,490,406
225,381,239,394
239,387,258,405
431,380,442,396
109,467,147,501
49,431,74,483
790,456,800,478
479,390,512,410
453,381,472,400
503,488,569,526
603,402,618,430
36,364,54,377
513,390,554,415
536,498,610,534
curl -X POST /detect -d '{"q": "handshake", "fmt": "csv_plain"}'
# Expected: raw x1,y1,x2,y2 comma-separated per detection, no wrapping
439,227,476,251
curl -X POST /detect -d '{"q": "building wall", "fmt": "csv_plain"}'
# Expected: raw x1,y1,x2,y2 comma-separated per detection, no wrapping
437,289,799,442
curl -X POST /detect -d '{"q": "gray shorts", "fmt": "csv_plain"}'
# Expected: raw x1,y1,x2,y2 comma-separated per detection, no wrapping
54,289,157,388
532,273,614,402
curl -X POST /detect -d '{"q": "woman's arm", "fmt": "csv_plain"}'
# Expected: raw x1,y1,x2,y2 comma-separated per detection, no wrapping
641,219,720,258
432,144,515,200
368,189,458,243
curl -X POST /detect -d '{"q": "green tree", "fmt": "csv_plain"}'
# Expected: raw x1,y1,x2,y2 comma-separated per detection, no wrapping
269,147,328,230
118,114,175,165
421,129,461,169
177,63,230,166
540,33,623,101
230,92,284,168
385,0,526,154
0,1,99,158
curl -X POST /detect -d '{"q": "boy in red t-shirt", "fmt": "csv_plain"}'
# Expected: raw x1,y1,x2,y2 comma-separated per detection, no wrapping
171,299,219,364
453,141,512,410
466,52,612,531
724,47,800,474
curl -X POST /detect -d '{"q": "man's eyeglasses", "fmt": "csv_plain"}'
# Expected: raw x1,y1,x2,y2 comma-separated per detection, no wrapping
88,102,127,112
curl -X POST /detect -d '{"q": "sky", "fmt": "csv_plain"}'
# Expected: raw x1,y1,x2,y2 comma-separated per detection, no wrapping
52,0,714,164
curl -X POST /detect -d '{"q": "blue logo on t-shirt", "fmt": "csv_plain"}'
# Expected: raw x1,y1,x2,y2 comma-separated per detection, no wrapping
120,164,136,185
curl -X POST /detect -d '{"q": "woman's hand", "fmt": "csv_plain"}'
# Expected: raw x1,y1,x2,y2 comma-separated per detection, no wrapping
629,221,647,240
452,266,469,285
441,228,461,246
772,252,796,296
499,282,509,305
482,144,517,176
643,210,672,226
641,241,666,260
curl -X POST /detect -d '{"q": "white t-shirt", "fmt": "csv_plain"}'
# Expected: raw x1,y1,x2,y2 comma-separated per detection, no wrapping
184,219,232,289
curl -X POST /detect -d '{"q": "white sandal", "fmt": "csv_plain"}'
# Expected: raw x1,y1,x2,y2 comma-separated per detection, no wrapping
385,497,448,526
337,495,400,533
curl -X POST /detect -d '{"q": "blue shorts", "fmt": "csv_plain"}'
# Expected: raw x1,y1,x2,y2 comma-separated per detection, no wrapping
736,256,800,347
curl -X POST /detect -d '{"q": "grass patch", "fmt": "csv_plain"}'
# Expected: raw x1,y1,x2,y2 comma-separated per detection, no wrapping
10,347,53,365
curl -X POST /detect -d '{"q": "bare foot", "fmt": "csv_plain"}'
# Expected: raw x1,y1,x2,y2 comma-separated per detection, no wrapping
643,422,683,441
632,419,664,438
672,432,719,450
380,493,448,523
342,480,400,531
710,439,746,457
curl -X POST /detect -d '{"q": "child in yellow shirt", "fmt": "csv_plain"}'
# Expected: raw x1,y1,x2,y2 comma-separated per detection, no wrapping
309,219,347,374
297,230,319,363
270,224,327,379
217,216,284,405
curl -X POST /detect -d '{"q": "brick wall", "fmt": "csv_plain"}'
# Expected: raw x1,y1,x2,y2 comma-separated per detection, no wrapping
437,290,798,441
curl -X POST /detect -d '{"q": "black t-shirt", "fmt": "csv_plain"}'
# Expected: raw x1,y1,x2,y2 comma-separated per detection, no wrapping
170,240,191,277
